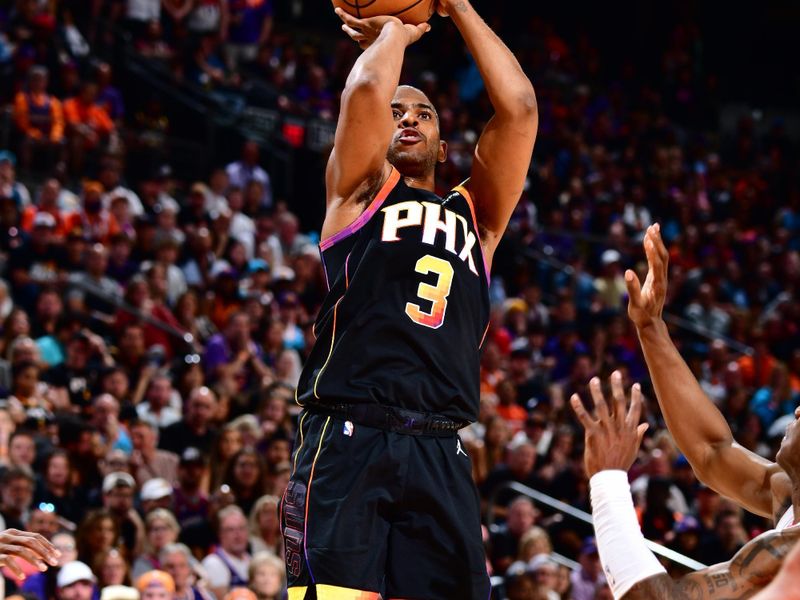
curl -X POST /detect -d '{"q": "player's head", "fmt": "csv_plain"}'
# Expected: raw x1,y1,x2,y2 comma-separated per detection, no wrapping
387,85,447,178
776,406,800,479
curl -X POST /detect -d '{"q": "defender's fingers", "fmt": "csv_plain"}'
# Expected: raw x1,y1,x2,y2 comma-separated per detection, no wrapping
653,223,669,264
18,532,59,565
1,545,48,571
625,269,643,305
588,377,611,423
610,370,626,424
0,554,26,578
570,394,595,430
626,383,644,428
636,423,649,447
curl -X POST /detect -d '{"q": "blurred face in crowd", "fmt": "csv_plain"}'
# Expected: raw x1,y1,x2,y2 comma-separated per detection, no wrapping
219,428,243,460
178,460,205,491
187,388,216,429
251,560,283,598
88,516,116,551
147,376,173,409
2,475,34,514
508,443,536,478
87,244,108,276
104,483,134,515
37,290,63,320
102,450,131,476
47,453,70,488
161,550,191,592
132,423,157,454
28,508,59,538
219,512,249,556
9,434,35,467
93,394,120,430
234,452,261,488
52,533,78,565
14,363,39,396
226,313,251,348
147,517,177,551
103,369,129,400
58,580,94,600
265,438,290,467
100,549,127,586
506,498,536,538
141,584,172,600
256,499,279,536
120,325,145,358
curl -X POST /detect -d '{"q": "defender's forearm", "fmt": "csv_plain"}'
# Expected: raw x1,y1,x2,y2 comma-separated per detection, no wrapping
638,319,735,461
447,1,535,115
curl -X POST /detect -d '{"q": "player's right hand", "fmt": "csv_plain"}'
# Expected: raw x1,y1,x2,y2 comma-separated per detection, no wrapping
335,9,431,50
0,529,60,578
625,223,669,330
570,372,648,478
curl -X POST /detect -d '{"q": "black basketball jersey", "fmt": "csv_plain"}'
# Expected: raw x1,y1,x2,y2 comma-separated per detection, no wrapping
296,168,491,422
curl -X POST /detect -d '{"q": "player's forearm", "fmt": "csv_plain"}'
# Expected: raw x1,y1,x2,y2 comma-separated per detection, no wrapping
344,23,409,100
447,0,536,117
637,318,734,466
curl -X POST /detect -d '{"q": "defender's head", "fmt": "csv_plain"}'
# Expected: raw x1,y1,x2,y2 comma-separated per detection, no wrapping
776,406,800,480
387,86,447,178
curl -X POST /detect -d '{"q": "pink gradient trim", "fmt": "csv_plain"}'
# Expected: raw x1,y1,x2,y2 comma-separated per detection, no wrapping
319,168,401,251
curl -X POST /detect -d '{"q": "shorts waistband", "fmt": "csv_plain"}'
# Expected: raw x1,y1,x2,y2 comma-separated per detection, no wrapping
305,402,466,437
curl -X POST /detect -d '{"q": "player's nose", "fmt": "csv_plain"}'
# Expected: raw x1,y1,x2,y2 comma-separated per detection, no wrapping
401,113,418,127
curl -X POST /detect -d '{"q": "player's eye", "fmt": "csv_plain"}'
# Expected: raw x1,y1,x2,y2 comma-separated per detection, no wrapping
392,110,402,119
420,112,432,120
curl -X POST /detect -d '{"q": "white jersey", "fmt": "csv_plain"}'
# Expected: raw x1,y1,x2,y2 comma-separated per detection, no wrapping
777,506,797,530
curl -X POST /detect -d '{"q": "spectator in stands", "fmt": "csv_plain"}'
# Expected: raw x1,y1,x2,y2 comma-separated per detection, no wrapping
136,570,175,600
160,542,215,600
129,420,179,485
569,538,605,600
101,471,144,557
248,551,284,600
223,0,272,70
201,505,251,599
63,83,116,174
159,386,218,455
55,561,97,600
96,63,125,125
489,496,538,574
132,508,180,580
13,66,64,170
33,449,84,525
0,151,31,208
0,467,35,530
225,141,272,209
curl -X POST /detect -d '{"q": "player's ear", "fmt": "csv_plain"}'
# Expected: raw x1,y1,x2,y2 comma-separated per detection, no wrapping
438,140,448,164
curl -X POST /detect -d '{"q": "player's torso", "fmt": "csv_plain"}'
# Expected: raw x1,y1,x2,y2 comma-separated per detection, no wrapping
297,168,490,422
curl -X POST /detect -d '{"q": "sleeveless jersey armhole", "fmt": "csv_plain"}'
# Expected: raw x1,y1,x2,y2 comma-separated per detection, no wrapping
452,181,491,284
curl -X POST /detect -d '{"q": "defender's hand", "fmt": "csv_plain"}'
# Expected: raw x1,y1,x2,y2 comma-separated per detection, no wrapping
0,529,60,578
335,9,431,50
570,372,648,478
626,223,669,331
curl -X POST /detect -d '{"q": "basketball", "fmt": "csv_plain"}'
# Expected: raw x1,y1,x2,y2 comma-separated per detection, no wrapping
332,0,436,25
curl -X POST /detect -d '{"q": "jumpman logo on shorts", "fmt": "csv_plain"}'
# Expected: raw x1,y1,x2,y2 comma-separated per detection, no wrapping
456,439,468,457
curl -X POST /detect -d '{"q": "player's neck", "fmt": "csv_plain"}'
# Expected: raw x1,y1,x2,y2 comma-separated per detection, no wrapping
402,173,436,192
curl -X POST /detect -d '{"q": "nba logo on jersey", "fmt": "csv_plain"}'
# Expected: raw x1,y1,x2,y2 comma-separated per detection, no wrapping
343,420,354,437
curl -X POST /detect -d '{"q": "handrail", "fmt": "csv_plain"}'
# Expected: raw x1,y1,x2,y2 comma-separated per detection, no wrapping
487,481,708,572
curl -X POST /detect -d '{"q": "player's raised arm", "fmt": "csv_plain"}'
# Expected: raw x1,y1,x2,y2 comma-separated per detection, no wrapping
326,11,430,218
626,224,788,520
572,376,799,600
439,0,538,260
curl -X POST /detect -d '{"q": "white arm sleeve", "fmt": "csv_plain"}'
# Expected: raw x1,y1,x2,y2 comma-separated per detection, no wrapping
590,470,667,599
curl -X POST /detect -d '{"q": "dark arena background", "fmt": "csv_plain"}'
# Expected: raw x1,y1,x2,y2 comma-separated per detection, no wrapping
0,0,799,598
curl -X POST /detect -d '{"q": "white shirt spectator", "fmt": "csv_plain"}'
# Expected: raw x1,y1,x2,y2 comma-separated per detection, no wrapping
201,549,250,591
127,0,161,21
136,401,182,430
225,161,272,208
230,213,256,259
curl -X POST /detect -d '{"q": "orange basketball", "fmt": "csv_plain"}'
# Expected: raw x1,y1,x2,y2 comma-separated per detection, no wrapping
332,0,435,25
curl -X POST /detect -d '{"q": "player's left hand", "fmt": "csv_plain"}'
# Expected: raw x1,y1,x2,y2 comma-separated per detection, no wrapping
334,9,431,50
0,529,60,578
570,371,648,478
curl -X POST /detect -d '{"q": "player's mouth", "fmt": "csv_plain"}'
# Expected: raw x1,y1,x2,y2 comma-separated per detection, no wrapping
398,128,424,145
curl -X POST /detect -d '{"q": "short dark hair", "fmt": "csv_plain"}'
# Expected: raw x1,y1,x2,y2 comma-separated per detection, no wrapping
1,466,35,486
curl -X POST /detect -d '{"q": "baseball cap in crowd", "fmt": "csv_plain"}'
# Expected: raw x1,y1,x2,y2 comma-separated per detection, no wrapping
136,571,175,594
101,586,140,600
601,249,621,265
57,561,96,588
224,589,257,600
0,150,16,166
140,478,172,502
33,212,57,229
510,338,532,358
180,447,205,466
102,472,136,494
528,553,559,572
246,258,270,274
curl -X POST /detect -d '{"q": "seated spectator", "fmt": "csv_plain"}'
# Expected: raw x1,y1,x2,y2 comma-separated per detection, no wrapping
93,547,132,589
63,83,116,174
132,508,180,580
0,467,35,531
247,495,281,557
223,0,272,70
488,496,538,574
33,449,85,525
101,471,144,558
14,66,64,171
172,447,209,526
129,420,178,485
136,373,182,430
201,505,251,599
135,570,175,600
248,551,285,600
159,386,218,456
225,142,272,209
55,561,97,600
160,542,215,600
76,508,119,564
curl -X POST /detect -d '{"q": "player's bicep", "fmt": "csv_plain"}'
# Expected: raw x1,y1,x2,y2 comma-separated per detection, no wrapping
699,442,779,518
327,82,394,203
467,107,538,254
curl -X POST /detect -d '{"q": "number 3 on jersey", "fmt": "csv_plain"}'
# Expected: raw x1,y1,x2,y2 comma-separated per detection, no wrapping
405,255,454,329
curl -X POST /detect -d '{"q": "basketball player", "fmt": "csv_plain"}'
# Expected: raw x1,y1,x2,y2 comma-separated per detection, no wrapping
571,374,800,599
279,1,538,598
626,225,800,531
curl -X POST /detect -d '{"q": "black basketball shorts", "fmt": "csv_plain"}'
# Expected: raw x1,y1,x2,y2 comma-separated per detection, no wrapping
279,411,491,600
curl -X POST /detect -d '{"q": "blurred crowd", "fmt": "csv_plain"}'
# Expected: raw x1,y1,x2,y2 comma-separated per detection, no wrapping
0,1,799,600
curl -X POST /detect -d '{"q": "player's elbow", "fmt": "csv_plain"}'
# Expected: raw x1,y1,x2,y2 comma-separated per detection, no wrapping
343,75,384,102
497,86,538,122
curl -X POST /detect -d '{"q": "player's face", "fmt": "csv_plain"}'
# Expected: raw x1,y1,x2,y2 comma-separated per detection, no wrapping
387,87,446,178
776,406,800,475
